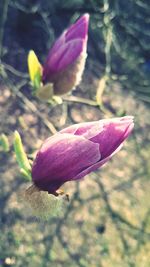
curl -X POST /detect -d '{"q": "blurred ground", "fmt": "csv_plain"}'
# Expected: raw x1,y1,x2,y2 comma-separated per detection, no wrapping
0,1,150,267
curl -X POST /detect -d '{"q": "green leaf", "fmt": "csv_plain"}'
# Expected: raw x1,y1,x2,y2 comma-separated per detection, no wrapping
0,134,9,152
33,71,42,92
13,131,31,180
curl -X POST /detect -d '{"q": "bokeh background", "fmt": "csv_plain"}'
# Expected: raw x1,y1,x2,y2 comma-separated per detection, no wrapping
0,0,150,266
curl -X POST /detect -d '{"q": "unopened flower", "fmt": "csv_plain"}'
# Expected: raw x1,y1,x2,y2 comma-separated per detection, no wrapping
32,116,134,195
28,50,43,89
27,14,89,98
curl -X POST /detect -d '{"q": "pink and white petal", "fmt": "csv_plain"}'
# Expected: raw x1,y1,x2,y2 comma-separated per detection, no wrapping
60,121,103,139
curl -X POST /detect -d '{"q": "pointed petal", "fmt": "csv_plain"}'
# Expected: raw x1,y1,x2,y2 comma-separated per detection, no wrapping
66,14,89,41
28,50,42,82
90,116,134,159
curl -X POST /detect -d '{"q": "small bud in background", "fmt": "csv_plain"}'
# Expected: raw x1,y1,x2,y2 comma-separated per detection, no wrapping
27,14,89,99
0,133,9,152
43,14,89,95
46,50,87,95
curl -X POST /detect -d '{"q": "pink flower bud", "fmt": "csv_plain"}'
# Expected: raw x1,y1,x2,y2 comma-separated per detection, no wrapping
42,14,89,95
32,116,134,194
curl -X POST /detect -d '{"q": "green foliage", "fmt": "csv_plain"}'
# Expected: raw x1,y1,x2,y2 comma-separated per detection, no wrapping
32,72,42,93
13,131,31,181
0,133,9,152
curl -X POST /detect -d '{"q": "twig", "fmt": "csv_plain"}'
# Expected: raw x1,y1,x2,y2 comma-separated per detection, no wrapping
1,73,57,134
17,90,57,134
18,93,57,134
62,95,98,106
2,62,29,78
0,0,10,59
63,95,113,116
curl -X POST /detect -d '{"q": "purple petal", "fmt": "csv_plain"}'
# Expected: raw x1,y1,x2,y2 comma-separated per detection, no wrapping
47,14,89,56
32,133,100,193
61,116,134,160
90,116,134,159
66,14,89,41
46,32,66,58
73,144,123,181
32,116,134,194
43,39,84,80
43,14,89,83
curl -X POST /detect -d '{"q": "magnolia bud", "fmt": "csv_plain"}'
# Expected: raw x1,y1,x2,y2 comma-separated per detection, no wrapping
42,14,89,95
